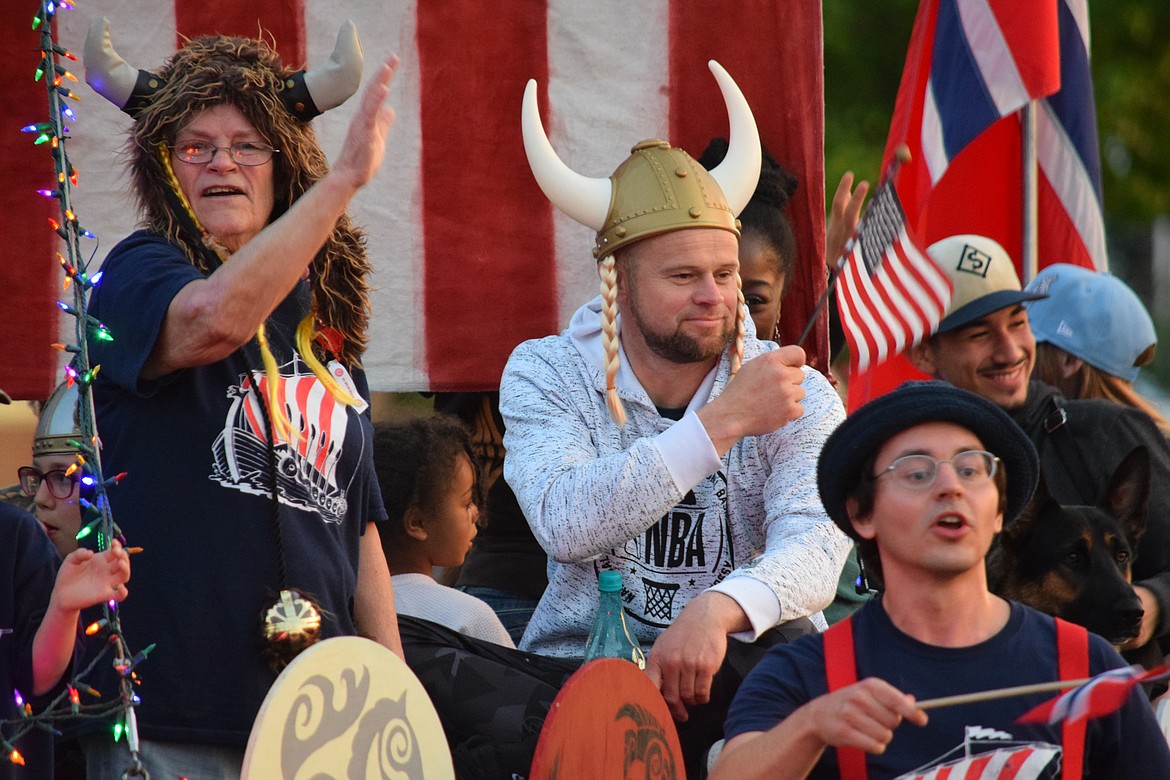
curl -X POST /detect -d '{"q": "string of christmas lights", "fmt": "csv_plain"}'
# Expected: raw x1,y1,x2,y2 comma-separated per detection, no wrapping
1,2,149,773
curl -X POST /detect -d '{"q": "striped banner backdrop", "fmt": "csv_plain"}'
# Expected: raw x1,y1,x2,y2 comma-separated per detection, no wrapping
1,1,827,400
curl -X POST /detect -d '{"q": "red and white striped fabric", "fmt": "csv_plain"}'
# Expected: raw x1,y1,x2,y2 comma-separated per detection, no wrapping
836,177,951,374
1,0,828,399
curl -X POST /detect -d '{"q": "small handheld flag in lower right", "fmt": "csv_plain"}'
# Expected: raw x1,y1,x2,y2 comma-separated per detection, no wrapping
1016,664,1170,726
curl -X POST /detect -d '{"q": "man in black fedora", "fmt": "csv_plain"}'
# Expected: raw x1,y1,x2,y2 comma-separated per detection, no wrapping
710,381,1170,780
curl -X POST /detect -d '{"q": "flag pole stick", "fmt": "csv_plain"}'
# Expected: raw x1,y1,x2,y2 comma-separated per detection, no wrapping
916,678,1090,711
796,264,842,348
1021,100,1039,284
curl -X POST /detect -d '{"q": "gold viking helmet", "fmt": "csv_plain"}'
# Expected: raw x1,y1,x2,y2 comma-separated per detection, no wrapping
521,61,762,425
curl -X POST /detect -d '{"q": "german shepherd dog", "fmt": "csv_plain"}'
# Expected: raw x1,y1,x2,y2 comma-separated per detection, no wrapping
987,446,1150,645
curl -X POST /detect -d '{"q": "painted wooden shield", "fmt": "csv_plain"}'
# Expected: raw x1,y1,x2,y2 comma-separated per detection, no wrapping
242,636,453,779
530,658,684,780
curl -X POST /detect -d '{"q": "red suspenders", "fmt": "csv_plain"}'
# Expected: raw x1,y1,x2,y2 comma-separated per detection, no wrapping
822,617,867,779
822,615,1089,780
1055,618,1088,780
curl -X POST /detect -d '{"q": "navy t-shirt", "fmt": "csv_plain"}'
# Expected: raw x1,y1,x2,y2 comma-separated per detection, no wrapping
1,503,61,779
88,231,386,744
725,598,1170,778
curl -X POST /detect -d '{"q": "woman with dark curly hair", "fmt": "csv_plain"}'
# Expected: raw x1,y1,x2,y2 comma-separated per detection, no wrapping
82,19,400,778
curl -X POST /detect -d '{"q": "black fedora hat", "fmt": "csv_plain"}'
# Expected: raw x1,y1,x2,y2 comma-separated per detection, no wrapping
817,381,1038,540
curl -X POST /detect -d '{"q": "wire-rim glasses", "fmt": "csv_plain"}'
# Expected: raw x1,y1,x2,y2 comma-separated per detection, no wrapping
171,142,279,166
870,450,999,491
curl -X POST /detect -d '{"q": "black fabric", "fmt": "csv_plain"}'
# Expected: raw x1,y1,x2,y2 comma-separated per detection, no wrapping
399,615,575,779
1011,381,1170,653
400,614,814,780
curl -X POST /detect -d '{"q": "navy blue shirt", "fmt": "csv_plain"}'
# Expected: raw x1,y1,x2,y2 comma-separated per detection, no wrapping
725,598,1170,778
1,503,61,779
89,231,385,744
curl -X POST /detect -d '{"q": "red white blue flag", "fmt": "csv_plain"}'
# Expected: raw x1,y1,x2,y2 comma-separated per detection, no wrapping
836,177,952,374
1016,664,1170,726
845,0,1107,410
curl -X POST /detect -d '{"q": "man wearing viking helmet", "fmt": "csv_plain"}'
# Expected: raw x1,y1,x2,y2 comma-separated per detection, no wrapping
501,61,851,773
81,19,400,777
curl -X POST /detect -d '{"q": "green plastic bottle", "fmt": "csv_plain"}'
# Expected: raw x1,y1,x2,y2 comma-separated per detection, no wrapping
583,570,646,669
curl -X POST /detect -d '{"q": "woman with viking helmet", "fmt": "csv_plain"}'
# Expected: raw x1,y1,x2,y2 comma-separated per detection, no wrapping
82,19,401,777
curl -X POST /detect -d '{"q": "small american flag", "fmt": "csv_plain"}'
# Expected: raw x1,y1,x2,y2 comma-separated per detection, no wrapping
1016,664,1170,726
835,177,952,374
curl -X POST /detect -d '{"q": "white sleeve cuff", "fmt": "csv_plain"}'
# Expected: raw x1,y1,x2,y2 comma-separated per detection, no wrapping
707,577,781,642
652,411,722,493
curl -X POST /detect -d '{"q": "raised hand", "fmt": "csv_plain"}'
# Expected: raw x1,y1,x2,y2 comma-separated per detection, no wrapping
332,53,400,192
50,539,131,614
699,344,807,454
826,171,869,271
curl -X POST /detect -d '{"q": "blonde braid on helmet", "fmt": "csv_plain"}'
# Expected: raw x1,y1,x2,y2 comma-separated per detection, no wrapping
599,255,627,427
730,271,746,378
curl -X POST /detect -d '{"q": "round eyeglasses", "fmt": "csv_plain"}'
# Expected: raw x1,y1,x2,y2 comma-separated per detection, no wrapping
171,142,279,166
18,466,79,500
870,450,1000,491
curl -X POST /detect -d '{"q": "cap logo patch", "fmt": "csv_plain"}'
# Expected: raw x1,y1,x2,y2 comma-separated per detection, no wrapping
957,244,993,277
1029,272,1057,296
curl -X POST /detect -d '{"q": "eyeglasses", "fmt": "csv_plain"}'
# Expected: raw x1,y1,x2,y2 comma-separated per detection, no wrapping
171,142,279,166
17,466,79,500
870,450,1000,491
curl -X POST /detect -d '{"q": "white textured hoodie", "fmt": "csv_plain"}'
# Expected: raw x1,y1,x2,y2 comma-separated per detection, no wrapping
501,296,851,658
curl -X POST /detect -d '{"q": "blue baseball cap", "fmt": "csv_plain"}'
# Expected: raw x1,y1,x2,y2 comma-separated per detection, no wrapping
1024,264,1156,382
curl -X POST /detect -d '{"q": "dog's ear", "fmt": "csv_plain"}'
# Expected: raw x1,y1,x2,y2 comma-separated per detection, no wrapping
1101,446,1151,544
1000,469,1054,546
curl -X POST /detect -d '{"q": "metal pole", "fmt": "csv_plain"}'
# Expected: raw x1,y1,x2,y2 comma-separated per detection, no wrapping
1022,102,1039,284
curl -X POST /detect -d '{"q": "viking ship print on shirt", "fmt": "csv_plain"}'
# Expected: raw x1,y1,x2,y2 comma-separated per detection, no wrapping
211,359,351,523
609,470,734,629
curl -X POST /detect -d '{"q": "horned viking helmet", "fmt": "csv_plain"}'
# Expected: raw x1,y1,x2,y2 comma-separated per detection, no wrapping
521,60,762,260
84,16,363,121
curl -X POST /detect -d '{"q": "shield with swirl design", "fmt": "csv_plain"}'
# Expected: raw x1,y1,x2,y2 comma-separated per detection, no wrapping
242,636,453,779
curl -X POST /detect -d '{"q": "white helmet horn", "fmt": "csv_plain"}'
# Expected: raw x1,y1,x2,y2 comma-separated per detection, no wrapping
706,60,761,216
301,19,364,114
520,79,611,231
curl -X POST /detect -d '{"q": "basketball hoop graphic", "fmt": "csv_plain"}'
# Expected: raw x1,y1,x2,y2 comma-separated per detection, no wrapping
641,578,681,625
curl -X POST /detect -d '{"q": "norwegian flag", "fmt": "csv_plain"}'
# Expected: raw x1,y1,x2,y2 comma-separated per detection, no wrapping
912,0,1061,195
0,0,829,401
1016,664,1170,726
836,177,952,374
844,0,1100,411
